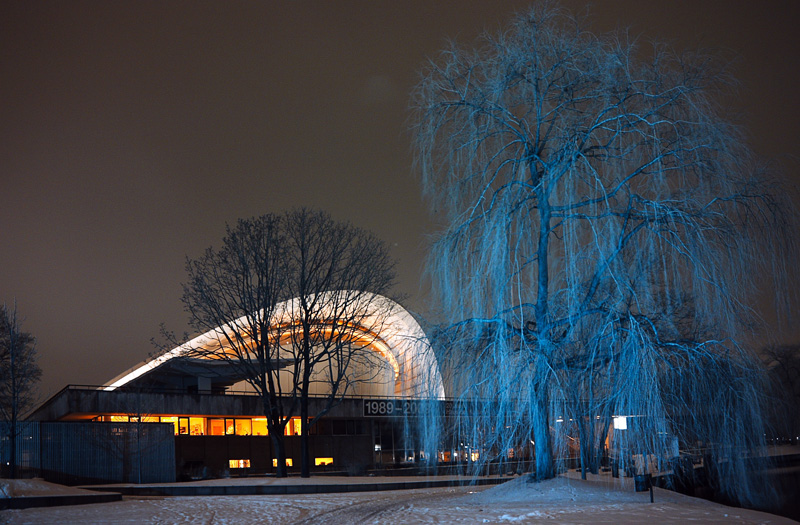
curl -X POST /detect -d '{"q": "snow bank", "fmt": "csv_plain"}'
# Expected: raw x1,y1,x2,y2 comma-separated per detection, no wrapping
0,479,100,498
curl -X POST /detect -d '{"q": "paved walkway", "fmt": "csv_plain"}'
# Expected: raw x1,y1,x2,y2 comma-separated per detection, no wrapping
81,474,512,496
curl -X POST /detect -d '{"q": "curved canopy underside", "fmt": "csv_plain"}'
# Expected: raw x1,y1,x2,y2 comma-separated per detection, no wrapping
104,292,445,400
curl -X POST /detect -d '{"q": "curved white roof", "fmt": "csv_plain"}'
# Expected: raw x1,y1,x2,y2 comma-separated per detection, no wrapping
105,292,445,400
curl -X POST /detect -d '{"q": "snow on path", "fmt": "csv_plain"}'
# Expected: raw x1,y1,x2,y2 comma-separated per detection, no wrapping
1,475,794,524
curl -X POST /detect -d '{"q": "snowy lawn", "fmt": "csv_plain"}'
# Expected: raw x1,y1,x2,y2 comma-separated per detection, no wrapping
1,473,793,524
0,478,102,499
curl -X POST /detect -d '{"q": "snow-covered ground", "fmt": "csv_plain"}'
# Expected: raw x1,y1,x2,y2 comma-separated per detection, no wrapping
0,478,102,499
1,472,794,524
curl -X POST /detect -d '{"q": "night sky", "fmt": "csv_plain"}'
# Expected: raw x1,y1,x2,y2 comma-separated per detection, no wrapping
2,1,799,399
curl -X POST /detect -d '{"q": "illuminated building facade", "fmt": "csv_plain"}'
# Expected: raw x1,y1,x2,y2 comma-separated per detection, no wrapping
27,293,445,482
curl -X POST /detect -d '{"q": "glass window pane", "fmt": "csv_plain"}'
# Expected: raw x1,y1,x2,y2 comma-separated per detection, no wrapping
189,417,205,435
332,420,346,435
161,416,179,435
209,419,225,436
235,419,252,436
252,418,268,436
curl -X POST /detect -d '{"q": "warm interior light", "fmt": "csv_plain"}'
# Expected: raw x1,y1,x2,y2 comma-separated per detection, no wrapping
252,418,268,436
102,292,446,401
160,416,179,434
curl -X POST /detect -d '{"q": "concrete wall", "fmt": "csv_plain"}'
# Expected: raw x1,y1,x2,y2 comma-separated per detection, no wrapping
175,434,372,479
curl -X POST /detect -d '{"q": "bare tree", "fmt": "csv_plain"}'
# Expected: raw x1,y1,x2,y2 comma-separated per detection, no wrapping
281,208,397,478
114,379,173,484
180,214,293,477
0,303,42,479
413,3,795,504
178,210,397,479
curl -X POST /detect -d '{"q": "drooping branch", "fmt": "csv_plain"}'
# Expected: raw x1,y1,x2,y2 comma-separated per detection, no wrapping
413,3,796,502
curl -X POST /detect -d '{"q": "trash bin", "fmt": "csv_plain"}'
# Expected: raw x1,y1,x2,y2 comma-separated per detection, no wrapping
634,473,651,492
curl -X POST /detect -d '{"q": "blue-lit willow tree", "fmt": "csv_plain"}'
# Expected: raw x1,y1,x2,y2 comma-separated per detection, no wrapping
413,4,795,505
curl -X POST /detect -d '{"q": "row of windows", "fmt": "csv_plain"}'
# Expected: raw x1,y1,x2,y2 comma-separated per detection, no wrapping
101,415,302,436
98,415,370,437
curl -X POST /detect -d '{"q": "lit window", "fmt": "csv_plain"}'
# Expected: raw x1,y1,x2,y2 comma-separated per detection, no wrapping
235,419,252,436
272,458,293,467
229,459,250,469
128,415,155,423
285,418,302,436
315,457,333,466
252,418,268,436
209,419,225,436
160,416,179,435
190,417,205,435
